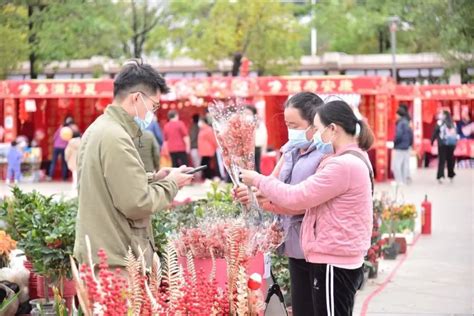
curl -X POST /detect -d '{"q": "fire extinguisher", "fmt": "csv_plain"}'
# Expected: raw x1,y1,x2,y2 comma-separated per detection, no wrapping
421,195,432,235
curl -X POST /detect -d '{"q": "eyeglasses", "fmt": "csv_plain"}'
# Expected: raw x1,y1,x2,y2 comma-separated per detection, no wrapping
132,91,161,113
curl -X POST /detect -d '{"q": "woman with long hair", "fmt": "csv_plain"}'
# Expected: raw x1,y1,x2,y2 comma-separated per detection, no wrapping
431,110,457,183
236,92,325,315
239,100,374,315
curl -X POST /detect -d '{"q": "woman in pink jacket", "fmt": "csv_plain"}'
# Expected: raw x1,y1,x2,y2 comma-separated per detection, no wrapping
239,100,374,316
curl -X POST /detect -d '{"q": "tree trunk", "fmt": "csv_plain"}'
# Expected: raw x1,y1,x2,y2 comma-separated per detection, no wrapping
231,52,242,77
378,29,384,53
28,5,37,79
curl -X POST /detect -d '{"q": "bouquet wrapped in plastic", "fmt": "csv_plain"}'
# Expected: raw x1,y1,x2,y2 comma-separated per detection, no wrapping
208,100,263,224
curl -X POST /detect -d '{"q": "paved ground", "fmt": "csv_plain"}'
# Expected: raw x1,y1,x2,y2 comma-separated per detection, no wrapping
1,168,472,315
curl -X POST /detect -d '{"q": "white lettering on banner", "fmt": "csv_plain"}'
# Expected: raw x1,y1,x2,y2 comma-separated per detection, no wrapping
413,98,423,148
18,84,32,96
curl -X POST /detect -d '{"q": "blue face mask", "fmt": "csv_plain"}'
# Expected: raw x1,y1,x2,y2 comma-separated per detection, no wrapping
313,127,334,154
287,127,312,149
134,95,154,130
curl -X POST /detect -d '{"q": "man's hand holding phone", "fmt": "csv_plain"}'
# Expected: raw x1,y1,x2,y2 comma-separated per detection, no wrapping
163,166,194,188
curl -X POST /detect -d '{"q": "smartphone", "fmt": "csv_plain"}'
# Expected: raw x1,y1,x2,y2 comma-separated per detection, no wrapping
184,165,207,174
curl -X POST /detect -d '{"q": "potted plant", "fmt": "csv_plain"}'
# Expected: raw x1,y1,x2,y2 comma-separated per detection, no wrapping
26,197,77,304
0,188,77,309
0,187,51,299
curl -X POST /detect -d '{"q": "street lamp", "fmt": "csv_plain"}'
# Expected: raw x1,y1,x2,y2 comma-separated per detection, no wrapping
388,16,400,82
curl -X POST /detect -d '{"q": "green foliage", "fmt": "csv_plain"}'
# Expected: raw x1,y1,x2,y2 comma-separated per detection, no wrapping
0,4,28,78
271,254,291,306
159,0,304,75
0,187,77,283
312,0,473,70
30,1,125,63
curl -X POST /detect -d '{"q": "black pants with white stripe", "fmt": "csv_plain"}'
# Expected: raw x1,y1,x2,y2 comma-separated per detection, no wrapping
309,263,364,316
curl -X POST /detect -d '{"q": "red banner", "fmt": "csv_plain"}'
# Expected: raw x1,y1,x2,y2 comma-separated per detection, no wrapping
0,76,396,100
394,84,474,100
0,80,113,99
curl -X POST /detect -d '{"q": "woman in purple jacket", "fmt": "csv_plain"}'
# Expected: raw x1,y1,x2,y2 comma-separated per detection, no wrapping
237,92,328,315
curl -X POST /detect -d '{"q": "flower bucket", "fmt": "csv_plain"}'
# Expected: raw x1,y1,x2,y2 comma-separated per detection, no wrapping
23,260,39,300
368,261,379,279
178,252,265,291
383,236,407,254
383,242,399,260
36,275,76,310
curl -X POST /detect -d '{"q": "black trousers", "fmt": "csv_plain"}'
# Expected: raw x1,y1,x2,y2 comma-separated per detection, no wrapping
255,146,262,173
310,263,364,316
437,145,456,179
48,147,68,180
200,156,215,179
170,152,189,168
289,258,315,316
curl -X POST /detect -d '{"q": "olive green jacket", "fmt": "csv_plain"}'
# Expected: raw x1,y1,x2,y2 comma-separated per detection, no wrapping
133,130,160,172
73,105,178,268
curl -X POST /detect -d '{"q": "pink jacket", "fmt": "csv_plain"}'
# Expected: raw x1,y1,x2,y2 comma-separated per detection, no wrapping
253,143,373,265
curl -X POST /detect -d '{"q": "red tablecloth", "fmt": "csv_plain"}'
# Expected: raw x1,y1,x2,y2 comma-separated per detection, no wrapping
421,139,474,158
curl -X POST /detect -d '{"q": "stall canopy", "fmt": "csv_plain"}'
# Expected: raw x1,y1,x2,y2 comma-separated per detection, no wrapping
1,76,396,181
393,84,474,163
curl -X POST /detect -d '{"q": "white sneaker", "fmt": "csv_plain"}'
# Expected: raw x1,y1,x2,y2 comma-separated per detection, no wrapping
5,179,10,185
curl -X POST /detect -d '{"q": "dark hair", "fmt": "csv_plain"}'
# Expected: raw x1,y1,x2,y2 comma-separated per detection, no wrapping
285,92,324,125
168,110,178,120
397,104,411,120
192,114,200,124
72,131,81,138
443,110,454,128
64,115,74,126
245,105,257,115
318,100,374,151
11,141,17,147
113,59,169,98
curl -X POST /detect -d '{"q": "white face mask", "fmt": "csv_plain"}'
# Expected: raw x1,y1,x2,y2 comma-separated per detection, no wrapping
133,94,154,130
313,126,335,154
287,126,312,149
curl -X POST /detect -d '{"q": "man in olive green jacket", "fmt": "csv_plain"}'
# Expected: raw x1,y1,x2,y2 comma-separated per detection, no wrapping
74,61,193,269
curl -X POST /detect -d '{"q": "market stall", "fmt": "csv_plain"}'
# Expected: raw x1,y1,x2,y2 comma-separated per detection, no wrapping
393,84,474,167
1,76,395,181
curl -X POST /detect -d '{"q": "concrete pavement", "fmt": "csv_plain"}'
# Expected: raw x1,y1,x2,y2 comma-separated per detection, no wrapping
354,168,473,316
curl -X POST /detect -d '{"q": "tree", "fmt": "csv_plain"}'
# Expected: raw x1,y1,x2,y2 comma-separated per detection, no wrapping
121,0,171,58
153,0,305,76
0,4,28,79
311,0,473,71
29,0,124,78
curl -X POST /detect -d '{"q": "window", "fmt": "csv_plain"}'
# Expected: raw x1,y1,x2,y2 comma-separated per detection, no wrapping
398,69,419,78
344,69,365,75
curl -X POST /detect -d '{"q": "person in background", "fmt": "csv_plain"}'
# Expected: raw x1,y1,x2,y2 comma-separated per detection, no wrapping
198,117,218,180
133,130,161,173
239,100,374,316
146,115,164,146
163,110,190,167
236,92,325,315
47,117,73,181
392,107,413,185
244,105,267,173
6,141,22,184
190,114,201,168
431,110,458,183
65,131,81,189
457,108,473,139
